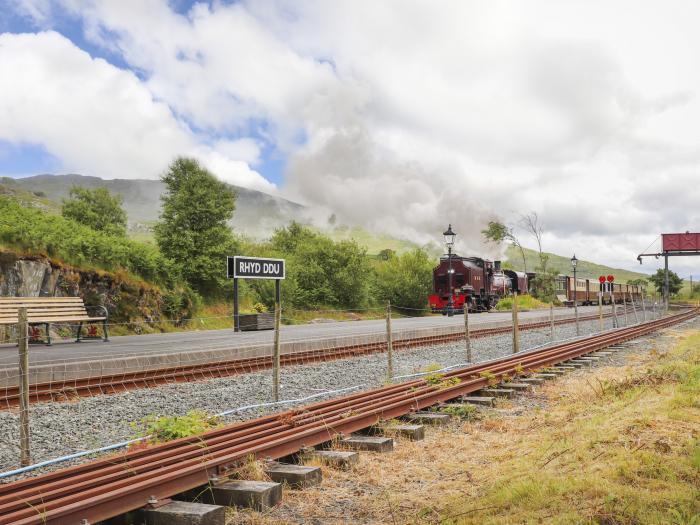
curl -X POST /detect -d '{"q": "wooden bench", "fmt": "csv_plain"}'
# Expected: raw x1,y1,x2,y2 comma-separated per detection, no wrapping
0,297,108,345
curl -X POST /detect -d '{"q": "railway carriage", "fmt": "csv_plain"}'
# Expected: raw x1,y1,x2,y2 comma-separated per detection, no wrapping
429,254,644,312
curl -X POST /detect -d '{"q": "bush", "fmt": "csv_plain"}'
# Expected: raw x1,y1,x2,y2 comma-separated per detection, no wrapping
373,248,434,313
0,196,174,284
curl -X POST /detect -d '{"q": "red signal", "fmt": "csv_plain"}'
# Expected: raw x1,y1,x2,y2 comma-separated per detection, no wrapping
598,276,606,283
607,275,615,282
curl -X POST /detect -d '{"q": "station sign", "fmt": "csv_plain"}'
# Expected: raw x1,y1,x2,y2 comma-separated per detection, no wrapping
227,256,285,280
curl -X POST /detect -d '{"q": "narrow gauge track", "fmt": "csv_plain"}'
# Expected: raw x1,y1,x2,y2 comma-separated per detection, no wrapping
0,308,634,409
0,308,695,525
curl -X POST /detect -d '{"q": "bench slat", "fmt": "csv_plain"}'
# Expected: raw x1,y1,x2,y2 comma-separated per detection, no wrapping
0,317,106,325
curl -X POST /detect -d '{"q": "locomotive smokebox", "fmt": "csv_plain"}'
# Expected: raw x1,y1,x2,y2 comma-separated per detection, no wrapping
494,260,501,271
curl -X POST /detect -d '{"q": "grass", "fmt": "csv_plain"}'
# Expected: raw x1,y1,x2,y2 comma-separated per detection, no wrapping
495,294,550,311
441,330,700,524
231,325,700,524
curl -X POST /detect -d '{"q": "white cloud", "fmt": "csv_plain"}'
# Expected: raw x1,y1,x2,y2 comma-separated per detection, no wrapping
6,0,700,276
0,30,276,192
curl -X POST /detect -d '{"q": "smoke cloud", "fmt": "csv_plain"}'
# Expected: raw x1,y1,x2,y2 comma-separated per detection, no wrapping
287,124,503,258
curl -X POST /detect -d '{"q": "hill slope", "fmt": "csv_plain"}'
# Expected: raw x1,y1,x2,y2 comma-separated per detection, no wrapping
4,174,306,237
505,245,649,283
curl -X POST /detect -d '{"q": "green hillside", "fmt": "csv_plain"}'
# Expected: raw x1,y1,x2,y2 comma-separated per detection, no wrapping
504,245,650,283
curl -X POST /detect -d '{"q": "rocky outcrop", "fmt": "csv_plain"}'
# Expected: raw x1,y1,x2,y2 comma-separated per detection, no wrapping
0,251,183,326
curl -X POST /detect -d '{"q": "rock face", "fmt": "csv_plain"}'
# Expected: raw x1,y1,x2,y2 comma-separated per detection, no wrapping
0,251,168,325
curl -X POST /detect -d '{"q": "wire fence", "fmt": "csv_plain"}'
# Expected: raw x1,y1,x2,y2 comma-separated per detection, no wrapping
0,296,668,480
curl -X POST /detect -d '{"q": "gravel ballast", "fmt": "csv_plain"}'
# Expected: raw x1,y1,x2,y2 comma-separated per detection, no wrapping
0,312,691,481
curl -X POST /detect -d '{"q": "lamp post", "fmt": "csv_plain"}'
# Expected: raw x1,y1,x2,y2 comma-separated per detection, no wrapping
444,224,456,317
571,254,579,336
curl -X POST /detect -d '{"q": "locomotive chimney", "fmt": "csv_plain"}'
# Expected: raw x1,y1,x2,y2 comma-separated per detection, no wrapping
494,260,501,271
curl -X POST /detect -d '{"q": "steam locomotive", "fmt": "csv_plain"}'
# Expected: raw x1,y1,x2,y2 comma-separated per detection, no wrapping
429,254,645,313
428,255,527,313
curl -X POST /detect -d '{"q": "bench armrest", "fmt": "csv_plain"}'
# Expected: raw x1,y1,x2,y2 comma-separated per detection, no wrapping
85,305,109,319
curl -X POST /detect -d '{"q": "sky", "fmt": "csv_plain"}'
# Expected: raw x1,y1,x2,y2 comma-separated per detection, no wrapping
1,1,699,277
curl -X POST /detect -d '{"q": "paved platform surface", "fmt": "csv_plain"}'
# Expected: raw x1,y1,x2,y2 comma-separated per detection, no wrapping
0,306,603,368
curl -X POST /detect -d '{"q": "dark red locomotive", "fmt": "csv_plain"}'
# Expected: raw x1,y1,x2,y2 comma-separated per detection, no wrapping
429,256,520,313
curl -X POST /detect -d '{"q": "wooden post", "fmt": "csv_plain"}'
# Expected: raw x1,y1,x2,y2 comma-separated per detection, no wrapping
386,301,393,381
464,302,471,363
233,278,240,332
18,307,30,467
611,291,618,328
549,302,554,342
598,292,603,331
630,291,639,324
272,280,281,402
641,291,647,322
623,293,629,326
512,292,520,354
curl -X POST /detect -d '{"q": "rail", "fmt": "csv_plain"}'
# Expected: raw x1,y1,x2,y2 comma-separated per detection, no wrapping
0,307,695,524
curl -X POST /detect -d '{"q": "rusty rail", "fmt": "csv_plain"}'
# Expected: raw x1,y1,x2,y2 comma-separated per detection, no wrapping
0,307,695,524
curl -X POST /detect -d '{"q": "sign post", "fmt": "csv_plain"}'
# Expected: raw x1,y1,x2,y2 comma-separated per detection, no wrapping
607,275,617,328
227,256,286,401
598,276,605,331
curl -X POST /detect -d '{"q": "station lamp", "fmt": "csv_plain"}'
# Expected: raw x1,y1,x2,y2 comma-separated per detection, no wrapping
444,224,457,317
443,224,456,249
571,254,579,335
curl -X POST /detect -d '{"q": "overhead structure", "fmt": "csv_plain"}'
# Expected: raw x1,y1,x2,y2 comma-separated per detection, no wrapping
637,232,700,308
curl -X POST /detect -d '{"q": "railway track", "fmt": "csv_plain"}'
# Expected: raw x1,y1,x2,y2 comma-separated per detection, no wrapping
0,307,695,525
0,308,636,409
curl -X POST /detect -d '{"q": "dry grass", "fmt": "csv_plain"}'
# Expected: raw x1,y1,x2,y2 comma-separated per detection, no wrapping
225,327,700,525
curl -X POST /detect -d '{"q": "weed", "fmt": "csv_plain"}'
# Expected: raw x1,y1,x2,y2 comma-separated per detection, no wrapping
440,404,481,421
133,410,222,444
479,370,499,386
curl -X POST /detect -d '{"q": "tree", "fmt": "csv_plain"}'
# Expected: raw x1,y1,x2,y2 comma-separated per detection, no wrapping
482,220,527,272
154,157,237,297
62,187,127,236
373,249,434,312
263,223,371,309
648,269,683,296
520,212,555,300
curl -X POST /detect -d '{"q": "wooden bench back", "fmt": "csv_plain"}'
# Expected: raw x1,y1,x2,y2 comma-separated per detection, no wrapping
0,297,92,324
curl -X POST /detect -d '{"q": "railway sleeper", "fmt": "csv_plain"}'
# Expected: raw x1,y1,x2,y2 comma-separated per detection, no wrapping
401,411,451,426
264,461,322,489
173,479,283,513
103,499,226,525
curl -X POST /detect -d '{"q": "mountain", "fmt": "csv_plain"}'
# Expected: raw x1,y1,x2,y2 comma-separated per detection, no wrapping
3,174,306,238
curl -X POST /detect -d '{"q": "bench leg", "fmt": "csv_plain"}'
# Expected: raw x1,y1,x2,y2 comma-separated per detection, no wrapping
75,322,83,343
102,319,109,342
45,323,52,346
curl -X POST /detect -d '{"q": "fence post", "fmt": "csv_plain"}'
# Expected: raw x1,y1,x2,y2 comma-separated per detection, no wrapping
611,292,618,328
386,301,393,381
464,302,471,363
623,293,629,326
18,307,30,467
598,292,603,331
272,281,281,402
512,292,520,353
630,292,639,324
549,302,554,342
640,292,646,322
